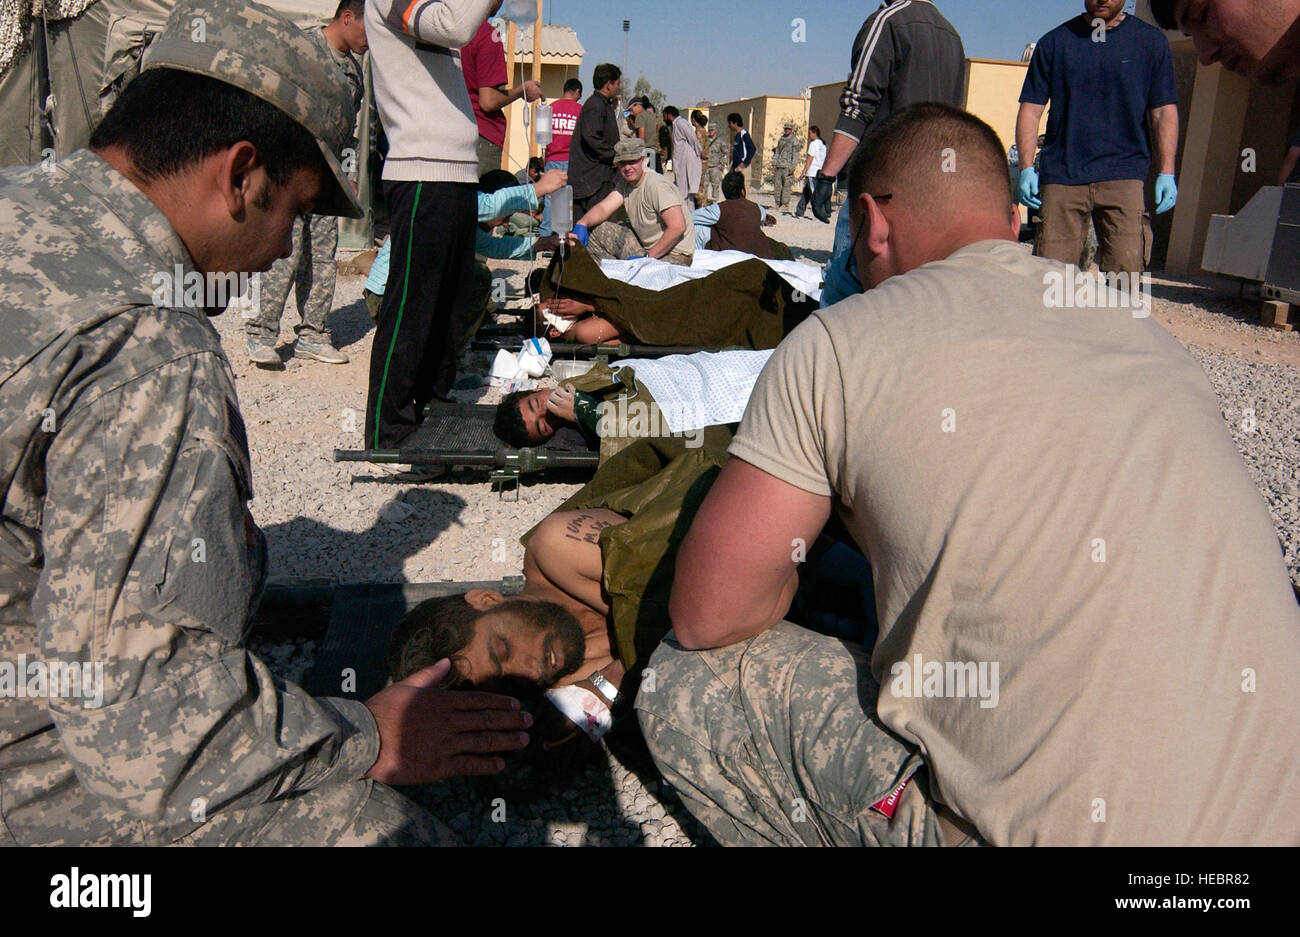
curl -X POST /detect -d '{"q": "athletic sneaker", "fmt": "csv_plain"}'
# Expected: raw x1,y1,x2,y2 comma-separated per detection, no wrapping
246,339,280,367
293,338,349,364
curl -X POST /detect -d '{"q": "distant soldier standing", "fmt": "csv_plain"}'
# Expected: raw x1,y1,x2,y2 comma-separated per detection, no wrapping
0,0,532,847
771,122,801,211
705,123,729,204
245,0,367,367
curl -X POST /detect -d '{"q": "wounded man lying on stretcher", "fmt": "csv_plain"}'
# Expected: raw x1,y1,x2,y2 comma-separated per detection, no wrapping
493,348,774,448
384,510,633,749
385,428,878,752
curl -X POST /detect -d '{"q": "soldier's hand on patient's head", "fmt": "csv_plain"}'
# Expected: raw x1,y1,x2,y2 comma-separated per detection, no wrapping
546,383,578,422
363,659,533,785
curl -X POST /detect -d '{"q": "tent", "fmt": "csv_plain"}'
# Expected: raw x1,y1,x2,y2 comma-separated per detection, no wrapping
0,0,375,246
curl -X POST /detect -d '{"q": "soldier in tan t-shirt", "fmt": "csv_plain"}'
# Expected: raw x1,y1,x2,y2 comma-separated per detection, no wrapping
636,103,1300,846
566,137,694,266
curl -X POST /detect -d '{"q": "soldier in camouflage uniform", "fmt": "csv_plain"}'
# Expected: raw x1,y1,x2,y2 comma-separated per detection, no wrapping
704,124,729,206
0,0,531,847
771,123,801,211
245,0,367,367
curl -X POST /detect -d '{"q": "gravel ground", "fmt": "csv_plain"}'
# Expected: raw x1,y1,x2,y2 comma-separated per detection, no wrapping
225,187,1299,846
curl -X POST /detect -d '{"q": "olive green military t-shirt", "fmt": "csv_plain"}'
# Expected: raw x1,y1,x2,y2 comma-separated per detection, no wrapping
729,239,1300,845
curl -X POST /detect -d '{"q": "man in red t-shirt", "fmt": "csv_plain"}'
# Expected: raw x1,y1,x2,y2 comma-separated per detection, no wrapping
461,5,542,175
540,77,583,236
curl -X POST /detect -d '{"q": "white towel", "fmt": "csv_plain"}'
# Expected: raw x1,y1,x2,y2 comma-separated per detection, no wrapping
614,349,774,433
598,249,822,301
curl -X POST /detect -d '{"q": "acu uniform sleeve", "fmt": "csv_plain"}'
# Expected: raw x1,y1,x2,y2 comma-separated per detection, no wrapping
33,349,379,840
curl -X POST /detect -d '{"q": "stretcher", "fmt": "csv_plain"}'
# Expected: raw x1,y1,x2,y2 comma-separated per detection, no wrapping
333,401,599,499
469,339,749,360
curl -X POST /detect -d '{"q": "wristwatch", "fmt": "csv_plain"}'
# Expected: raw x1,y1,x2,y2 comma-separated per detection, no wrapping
587,669,619,704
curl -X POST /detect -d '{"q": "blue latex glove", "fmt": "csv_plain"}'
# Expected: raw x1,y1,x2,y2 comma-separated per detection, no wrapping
1015,165,1041,210
1154,173,1178,214
626,254,645,261
572,223,589,246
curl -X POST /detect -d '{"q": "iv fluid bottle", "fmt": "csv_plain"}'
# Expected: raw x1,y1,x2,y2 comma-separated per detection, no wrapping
498,0,537,24
551,185,573,236
534,102,552,148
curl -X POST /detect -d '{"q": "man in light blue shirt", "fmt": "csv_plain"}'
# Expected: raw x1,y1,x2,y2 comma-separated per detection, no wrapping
364,168,566,320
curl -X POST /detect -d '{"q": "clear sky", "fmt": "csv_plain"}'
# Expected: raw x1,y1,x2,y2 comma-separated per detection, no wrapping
540,0,1139,105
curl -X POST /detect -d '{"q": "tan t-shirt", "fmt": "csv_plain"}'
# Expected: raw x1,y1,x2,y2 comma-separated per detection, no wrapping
616,171,695,263
730,239,1300,846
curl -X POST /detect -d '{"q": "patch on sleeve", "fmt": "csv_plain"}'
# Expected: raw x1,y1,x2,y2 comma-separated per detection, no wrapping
222,397,253,500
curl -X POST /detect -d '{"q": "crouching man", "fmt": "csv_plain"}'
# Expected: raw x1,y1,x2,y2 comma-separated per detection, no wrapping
553,137,695,265
635,103,1300,846
0,0,532,847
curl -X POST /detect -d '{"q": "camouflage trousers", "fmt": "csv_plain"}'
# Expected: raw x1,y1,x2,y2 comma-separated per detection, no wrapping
772,168,793,208
246,212,338,346
703,168,724,204
506,212,539,237
176,778,451,846
636,620,945,846
587,222,689,265
463,260,495,354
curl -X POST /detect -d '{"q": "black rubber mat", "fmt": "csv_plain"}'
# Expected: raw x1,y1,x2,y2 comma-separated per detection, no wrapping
405,403,501,452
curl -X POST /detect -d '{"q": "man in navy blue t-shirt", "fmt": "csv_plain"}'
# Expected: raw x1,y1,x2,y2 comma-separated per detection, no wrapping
1015,0,1180,277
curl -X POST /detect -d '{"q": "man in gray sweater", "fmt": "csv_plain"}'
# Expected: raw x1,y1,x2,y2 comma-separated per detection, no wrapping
364,0,494,454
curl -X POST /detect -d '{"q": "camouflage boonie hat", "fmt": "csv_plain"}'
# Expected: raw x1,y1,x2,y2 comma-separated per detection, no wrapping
614,138,646,165
141,0,362,218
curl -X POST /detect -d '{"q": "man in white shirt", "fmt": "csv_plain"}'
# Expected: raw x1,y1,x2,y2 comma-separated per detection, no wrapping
792,125,827,219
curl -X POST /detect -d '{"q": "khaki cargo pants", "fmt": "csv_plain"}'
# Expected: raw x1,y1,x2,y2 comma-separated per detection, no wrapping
1036,179,1151,277
637,620,961,846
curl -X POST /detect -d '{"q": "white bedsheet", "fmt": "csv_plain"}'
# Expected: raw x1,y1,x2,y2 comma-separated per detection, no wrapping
613,349,774,433
597,249,822,301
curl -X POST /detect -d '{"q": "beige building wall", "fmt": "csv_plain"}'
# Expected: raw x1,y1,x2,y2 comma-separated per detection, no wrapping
808,66,1046,218
811,64,1046,156
966,59,1036,153
808,81,841,152
706,94,806,191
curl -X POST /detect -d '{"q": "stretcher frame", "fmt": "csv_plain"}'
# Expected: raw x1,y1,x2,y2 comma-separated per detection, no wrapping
333,401,599,500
